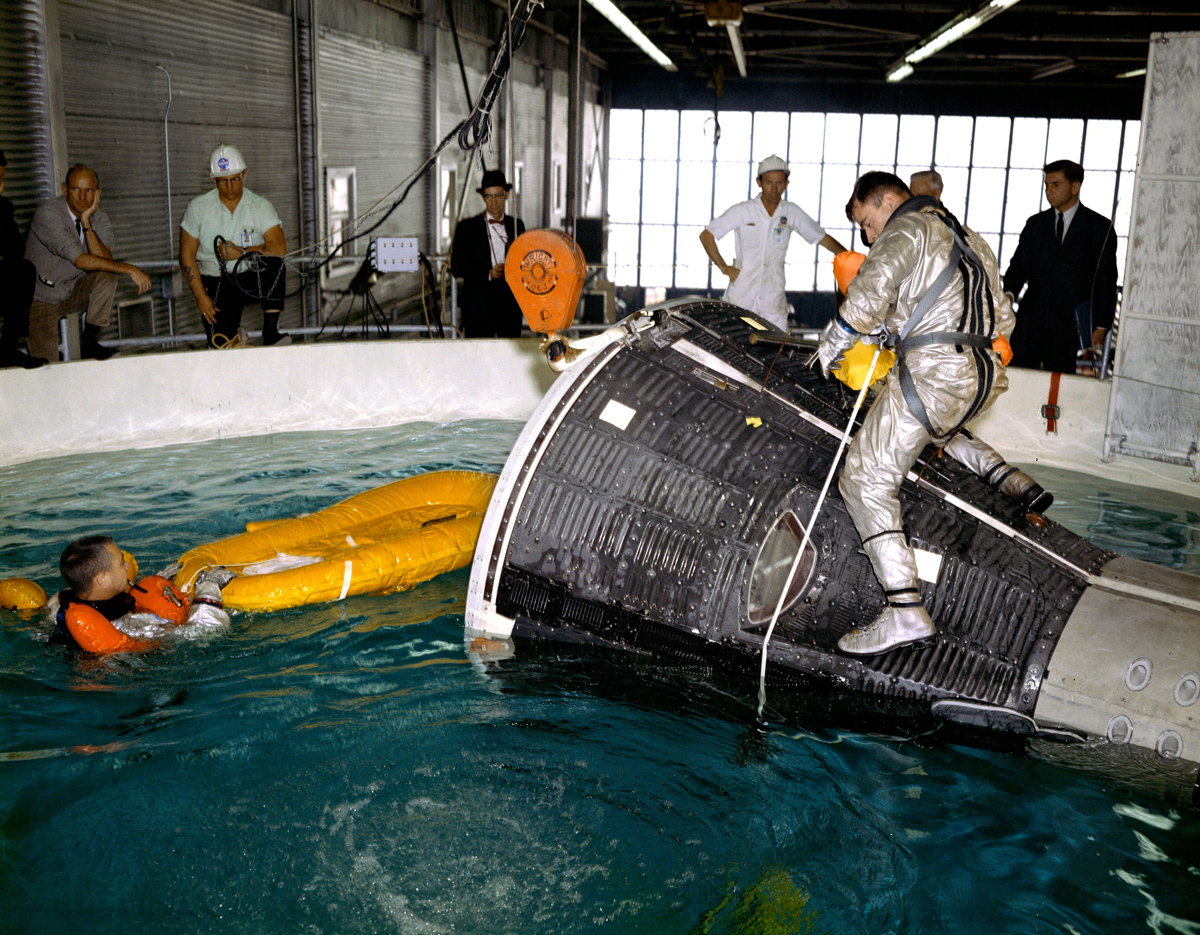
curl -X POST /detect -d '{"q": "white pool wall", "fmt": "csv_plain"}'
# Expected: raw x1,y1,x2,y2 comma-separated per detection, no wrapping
2,341,1197,501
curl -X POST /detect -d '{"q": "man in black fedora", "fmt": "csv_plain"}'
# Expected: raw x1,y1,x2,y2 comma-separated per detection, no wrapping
450,168,526,337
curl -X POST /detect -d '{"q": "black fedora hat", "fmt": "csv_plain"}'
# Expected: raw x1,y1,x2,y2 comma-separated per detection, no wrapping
476,169,512,193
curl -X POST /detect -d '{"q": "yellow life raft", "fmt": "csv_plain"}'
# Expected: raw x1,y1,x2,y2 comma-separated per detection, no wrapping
172,470,497,612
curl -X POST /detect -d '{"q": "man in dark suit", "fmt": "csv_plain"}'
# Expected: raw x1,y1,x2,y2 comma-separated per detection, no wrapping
450,169,526,337
0,149,45,369
1003,159,1118,372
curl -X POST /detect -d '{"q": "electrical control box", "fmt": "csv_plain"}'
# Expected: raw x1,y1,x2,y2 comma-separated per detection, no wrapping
374,237,420,271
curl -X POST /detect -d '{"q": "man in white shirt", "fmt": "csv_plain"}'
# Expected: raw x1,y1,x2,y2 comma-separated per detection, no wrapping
700,154,845,331
179,144,290,348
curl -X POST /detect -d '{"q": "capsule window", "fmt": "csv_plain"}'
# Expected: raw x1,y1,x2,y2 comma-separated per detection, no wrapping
748,511,816,625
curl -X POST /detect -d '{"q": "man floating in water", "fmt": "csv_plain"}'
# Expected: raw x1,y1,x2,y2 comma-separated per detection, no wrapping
50,535,228,653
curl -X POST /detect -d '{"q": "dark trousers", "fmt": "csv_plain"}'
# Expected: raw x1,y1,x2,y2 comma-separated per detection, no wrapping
462,279,524,338
0,257,36,351
201,256,285,347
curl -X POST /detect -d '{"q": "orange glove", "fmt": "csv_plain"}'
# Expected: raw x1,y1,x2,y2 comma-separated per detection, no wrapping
833,251,867,294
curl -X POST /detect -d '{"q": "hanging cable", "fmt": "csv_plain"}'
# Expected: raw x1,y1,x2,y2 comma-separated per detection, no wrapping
458,0,543,152
756,345,883,721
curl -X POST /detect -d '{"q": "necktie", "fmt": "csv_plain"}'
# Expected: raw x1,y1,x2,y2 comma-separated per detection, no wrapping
487,217,503,225
76,217,85,244
1055,212,1063,248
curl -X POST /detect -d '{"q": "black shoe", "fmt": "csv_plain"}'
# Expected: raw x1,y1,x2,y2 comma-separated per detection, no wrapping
264,331,292,347
0,348,48,369
80,339,118,360
1021,484,1054,514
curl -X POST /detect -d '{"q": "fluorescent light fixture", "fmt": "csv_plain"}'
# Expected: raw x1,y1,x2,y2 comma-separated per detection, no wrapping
583,0,678,72
886,0,1022,82
1117,67,1147,79
1031,58,1076,80
726,23,748,77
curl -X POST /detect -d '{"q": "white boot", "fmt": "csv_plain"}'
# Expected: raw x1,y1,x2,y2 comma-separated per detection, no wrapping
837,532,937,655
838,604,936,655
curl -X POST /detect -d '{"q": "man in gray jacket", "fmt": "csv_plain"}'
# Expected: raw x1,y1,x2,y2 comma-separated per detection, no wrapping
817,172,1014,655
25,164,150,361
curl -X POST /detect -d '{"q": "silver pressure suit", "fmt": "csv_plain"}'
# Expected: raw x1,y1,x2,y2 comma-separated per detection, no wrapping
837,200,1015,546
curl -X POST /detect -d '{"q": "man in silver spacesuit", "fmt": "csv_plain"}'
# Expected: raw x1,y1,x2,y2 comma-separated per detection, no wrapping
817,172,1017,655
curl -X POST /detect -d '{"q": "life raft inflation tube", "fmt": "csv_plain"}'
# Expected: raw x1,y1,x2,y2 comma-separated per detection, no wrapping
172,471,497,612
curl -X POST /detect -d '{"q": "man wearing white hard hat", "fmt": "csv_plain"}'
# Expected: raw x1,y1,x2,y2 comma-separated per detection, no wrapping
179,144,290,347
700,155,845,331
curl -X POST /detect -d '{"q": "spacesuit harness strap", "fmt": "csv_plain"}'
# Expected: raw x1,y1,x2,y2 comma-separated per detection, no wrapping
886,214,996,437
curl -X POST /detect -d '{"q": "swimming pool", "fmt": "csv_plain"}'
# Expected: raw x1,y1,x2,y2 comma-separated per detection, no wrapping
2,422,1197,934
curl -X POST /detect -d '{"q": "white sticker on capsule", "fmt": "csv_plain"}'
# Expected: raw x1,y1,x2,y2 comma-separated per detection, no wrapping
599,399,636,431
914,548,942,584
741,317,767,330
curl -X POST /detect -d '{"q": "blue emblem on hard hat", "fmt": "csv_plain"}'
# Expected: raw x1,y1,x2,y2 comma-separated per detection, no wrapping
218,157,230,171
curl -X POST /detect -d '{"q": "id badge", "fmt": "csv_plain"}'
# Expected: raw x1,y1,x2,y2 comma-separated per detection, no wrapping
773,216,788,243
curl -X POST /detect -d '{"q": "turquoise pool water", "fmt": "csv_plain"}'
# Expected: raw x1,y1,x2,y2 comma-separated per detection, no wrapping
1,422,1198,934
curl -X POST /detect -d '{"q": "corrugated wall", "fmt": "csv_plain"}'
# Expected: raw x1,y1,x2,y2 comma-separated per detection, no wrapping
0,0,57,227
1105,32,1200,479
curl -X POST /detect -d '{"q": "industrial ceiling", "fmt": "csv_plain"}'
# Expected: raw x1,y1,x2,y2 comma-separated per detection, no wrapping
543,1,1200,117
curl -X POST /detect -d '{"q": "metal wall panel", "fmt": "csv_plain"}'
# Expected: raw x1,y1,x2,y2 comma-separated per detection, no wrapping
0,0,57,226
317,22,429,308
1105,32,1200,479
56,0,301,337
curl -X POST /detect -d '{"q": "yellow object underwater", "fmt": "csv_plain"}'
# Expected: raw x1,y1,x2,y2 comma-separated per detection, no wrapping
832,339,895,391
0,578,48,612
173,471,497,612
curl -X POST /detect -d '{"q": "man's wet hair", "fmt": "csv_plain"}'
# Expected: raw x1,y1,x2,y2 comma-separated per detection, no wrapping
60,535,117,595
845,171,912,223
1044,159,1084,184
64,164,99,188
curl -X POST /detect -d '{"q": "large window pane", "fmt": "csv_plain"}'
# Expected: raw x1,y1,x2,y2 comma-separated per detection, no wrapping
716,111,753,162
1010,117,1048,168
1115,170,1135,235
1121,120,1141,170
674,224,710,289
967,168,1006,233
1047,118,1084,163
641,161,678,224
790,113,825,163
714,161,752,211
824,113,861,164
973,117,1011,168
860,114,898,167
607,223,639,286
935,116,973,167
1085,169,1117,220
1084,119,1123,171
680,111,716,161
640,224,675,287
820,164,857,228
897,114,935,167
753,112,790,162
609,110,643,160
789,165,823,218
1004,168,1045,233
939,167,969,217
608,159,642,223
642,110,680,160
677,161,715,225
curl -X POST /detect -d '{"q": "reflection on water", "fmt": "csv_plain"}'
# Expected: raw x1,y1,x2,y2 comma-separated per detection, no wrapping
1024,463,1200,574
0,424,1197,935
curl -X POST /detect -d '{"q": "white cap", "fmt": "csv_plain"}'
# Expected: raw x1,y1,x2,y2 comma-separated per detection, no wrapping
210,144,246,179
756,154,790,179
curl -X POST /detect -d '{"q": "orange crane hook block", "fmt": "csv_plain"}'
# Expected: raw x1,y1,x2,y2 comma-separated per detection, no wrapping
504,229,587,335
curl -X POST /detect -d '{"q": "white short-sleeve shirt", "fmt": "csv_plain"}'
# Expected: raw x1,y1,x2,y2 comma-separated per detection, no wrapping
180,187,283,277
705,195,825,330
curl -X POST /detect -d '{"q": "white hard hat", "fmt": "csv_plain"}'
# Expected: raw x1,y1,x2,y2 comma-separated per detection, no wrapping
210,144,246,178
756,154,790,178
